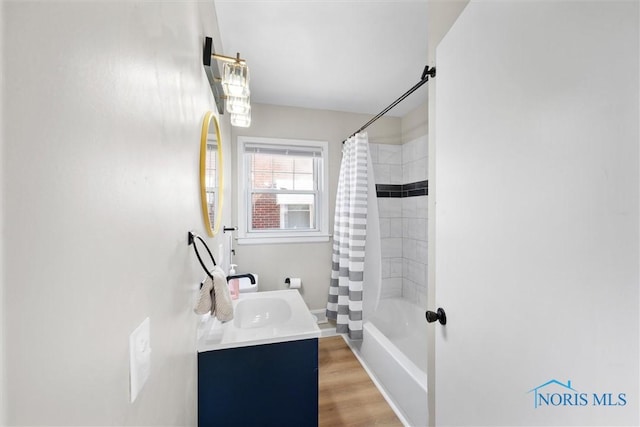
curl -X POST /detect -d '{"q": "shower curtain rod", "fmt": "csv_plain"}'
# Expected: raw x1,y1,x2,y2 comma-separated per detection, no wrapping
343,65,436,143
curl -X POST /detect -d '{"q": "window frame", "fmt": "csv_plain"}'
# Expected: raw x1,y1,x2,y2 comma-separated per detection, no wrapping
237,136,330,245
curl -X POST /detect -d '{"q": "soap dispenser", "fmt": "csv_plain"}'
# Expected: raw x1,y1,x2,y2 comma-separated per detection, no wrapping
228,264,239,300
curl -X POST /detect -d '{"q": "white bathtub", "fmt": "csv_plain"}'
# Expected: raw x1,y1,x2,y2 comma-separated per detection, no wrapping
348,297,428,427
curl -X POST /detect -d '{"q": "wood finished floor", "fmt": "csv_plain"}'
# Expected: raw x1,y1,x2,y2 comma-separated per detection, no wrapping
319,336,402,427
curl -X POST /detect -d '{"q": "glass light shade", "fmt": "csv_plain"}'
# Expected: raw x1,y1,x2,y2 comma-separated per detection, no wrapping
230,109,251,128
226,95,251,115
222,62,250,97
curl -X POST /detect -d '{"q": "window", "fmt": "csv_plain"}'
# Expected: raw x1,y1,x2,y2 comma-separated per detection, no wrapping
237,137,329,244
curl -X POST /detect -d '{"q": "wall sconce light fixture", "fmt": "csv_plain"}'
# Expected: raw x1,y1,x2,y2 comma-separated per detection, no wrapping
203,36,252,128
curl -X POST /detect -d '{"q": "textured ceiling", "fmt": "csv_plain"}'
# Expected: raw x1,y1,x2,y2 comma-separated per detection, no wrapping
214,0,430,117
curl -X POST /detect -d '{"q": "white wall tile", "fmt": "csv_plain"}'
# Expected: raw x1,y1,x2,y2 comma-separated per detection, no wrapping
402,197,418,218
418,159,429,182
404,135,428,160
402,138,417,163
415,134,429,159
389,218,403,238
417,288,428,308
376,137,430,305
381,258,403,279
402,279,418,303
403,258,425,283
379,218,391,238
378,198,402,218
389,164,403,184
389,257,403,277
416,239,428,263
416,196,429,219
416,218,428,241
382,278,403,298
402,218,410,238
378,144,402,165
381,258,391,278
373,163,390,184
403,135,428,183
405,159,428,182
369,143,379,164
403,161,417,184
403,218,427,240
381,237,403,258
403,238,428,263
403,238,416,260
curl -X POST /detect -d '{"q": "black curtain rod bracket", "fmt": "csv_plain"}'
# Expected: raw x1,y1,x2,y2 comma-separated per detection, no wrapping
343,65,436,144
421,65,436,80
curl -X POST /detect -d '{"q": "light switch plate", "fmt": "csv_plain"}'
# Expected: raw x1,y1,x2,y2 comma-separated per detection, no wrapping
129,317,151,403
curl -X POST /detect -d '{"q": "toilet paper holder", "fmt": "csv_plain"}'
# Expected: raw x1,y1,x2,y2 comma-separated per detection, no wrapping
284,277,302,288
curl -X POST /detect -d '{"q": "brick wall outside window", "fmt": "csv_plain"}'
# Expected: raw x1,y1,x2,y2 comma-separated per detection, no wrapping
252,193,280,229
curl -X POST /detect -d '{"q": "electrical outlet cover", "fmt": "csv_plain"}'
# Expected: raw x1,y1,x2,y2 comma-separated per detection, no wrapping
129,317,151,403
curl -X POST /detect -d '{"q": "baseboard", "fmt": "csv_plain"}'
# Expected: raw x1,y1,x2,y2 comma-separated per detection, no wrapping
310,309,328,324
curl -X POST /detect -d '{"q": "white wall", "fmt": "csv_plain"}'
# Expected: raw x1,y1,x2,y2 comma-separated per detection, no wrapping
401,101,428,144
2,2,229,424
0,0,5,423
231,103,401,310
426,0,469,66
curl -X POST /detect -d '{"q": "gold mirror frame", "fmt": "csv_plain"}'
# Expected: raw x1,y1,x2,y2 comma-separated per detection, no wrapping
200,111,224,237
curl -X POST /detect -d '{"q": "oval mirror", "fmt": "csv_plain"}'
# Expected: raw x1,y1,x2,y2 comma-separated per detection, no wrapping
200,111,224,237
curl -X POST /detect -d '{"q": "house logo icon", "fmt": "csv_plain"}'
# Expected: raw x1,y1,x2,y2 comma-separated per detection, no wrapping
527,379,627,408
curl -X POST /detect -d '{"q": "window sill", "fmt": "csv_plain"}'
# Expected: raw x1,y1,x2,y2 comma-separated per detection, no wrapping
237,234,331,245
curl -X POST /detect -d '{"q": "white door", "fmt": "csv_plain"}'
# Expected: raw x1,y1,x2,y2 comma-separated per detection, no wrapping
432,1,639,426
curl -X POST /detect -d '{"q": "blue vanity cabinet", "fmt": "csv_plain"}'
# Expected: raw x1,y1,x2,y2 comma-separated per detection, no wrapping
198,338,318,427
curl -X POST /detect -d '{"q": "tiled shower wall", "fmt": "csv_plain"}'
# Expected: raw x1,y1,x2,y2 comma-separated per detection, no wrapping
371,144,404,298
370,134,428,306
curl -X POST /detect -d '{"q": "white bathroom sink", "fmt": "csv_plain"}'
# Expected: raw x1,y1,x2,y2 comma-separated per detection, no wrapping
234,297,292,329
197,289,320,352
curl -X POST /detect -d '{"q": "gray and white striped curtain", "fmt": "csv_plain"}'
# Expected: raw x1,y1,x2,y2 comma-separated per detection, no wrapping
326,132,368,340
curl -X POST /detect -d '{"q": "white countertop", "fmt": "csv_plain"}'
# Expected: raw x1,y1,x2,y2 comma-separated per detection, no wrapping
197,289,321,352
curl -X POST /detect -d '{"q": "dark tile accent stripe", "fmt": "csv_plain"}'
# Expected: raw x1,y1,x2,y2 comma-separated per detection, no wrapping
376,180,428,198
375,184,397,192
375,184,402,198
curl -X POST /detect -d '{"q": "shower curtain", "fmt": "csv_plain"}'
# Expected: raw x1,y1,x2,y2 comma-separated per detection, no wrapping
326,132,368,340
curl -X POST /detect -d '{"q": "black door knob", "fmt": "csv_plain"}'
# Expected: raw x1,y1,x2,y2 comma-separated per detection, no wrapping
425,307,447,325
